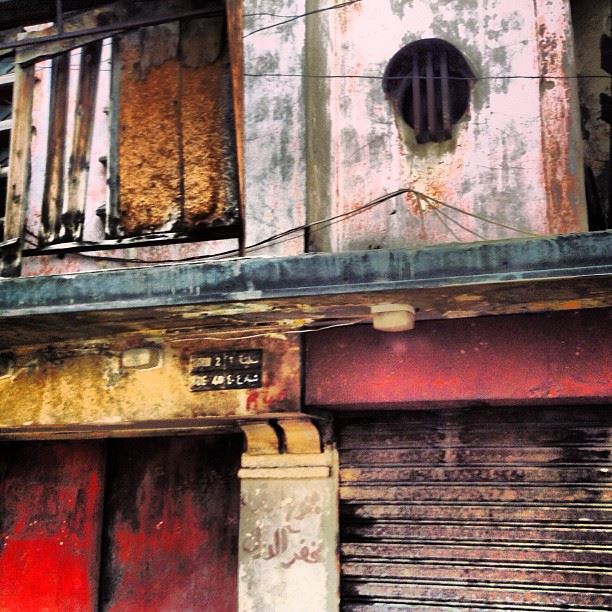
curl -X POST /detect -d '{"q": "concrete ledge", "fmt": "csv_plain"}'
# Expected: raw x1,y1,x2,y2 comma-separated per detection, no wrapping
0,231,610,317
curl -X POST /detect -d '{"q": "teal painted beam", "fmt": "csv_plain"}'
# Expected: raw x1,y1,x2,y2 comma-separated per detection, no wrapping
0,231,610,318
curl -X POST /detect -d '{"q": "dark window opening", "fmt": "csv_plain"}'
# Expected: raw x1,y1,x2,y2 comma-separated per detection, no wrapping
571,0,612,230
383,38,475,144
0,52,14,239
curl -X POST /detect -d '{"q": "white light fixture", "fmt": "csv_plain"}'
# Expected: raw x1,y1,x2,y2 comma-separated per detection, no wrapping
121,347,162,370
371,303,416,332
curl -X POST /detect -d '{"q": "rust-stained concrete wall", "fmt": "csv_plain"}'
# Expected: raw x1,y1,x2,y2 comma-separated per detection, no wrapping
19,0,589,273
305,0,588,251
0,333,299,430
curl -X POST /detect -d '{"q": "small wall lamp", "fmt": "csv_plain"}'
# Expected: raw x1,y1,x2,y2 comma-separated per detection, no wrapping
121,346,162,370
371,303,416,332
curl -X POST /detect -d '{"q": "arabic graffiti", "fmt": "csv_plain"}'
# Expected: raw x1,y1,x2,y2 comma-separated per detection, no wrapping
242,523,324,568
282,492,322,522
241,491,325,569
242,491,322,522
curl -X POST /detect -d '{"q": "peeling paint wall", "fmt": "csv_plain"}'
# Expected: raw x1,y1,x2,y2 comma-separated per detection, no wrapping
0,333,300,430
304,0,588,251
17,0,590,271
243,0,307,257
238,451,339,612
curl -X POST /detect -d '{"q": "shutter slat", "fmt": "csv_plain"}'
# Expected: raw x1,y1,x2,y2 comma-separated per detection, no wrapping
339,405,612,610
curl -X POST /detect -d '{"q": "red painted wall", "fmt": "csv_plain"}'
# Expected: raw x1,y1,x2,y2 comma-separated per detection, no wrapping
0,441,105,611
100,436,241,612
306,309,612,408
0,435,241,611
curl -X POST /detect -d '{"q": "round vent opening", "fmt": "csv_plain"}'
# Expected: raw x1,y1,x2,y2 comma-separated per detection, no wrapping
383,38,475,144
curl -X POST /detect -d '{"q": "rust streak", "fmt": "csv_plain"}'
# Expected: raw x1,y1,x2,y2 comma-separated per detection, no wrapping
535,15,586,233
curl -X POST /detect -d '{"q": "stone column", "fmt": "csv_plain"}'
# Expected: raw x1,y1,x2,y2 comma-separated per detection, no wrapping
238,418,339,612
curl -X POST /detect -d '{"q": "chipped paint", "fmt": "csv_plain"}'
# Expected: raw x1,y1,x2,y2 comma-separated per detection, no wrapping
0,333,300,431
305,0,588,253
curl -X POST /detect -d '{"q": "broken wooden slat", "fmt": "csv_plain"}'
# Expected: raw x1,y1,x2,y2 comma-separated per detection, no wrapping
64,40,102,241
40,52,70,244
14,1,225,66
106,37,121,238
1,61,35,277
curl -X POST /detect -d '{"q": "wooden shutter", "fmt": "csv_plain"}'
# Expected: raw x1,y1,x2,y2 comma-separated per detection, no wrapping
338,405,612,610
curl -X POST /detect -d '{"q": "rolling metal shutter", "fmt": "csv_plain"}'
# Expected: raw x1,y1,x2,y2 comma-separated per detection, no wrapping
338,405,612,611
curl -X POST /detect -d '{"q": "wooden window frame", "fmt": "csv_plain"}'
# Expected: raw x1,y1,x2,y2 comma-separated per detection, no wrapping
0,0,244,277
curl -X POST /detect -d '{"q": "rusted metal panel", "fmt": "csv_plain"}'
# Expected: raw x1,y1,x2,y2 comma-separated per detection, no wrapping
180,14,240,231
306,309,612,408
0,440,105,610
116,22,182,235
116,0,239,237
338,405,612,610
0,333,300,432
99,435,240,611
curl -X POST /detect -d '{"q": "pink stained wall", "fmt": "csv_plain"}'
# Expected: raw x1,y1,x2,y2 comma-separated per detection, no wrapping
304,0,587,252
19,0,589,277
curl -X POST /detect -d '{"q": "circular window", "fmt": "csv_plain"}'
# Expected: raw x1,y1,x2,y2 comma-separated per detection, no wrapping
383,38,475,144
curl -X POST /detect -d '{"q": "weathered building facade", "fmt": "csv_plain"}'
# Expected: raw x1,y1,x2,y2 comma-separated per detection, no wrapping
0,0,610,610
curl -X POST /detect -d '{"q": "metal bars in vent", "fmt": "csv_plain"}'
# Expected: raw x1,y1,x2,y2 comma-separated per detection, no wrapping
337,405,612,611
384,38,475,144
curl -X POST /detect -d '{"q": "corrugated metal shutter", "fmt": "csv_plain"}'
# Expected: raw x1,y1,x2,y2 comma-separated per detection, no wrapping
338,405,612,611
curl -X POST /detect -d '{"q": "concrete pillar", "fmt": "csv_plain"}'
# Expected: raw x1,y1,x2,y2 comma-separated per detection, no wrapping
238,419,339,612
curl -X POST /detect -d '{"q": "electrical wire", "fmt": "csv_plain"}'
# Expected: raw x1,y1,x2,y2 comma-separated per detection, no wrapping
412,190,539,237
243,0,362,38
189,318,369,342
244,72,612,81
433,206,487,241
431,207,462,242
44,186,539,265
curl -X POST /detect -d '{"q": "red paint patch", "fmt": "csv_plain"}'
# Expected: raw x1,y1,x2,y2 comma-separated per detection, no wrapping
0,441,105,611
306,309,612,407
100,436,241,612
